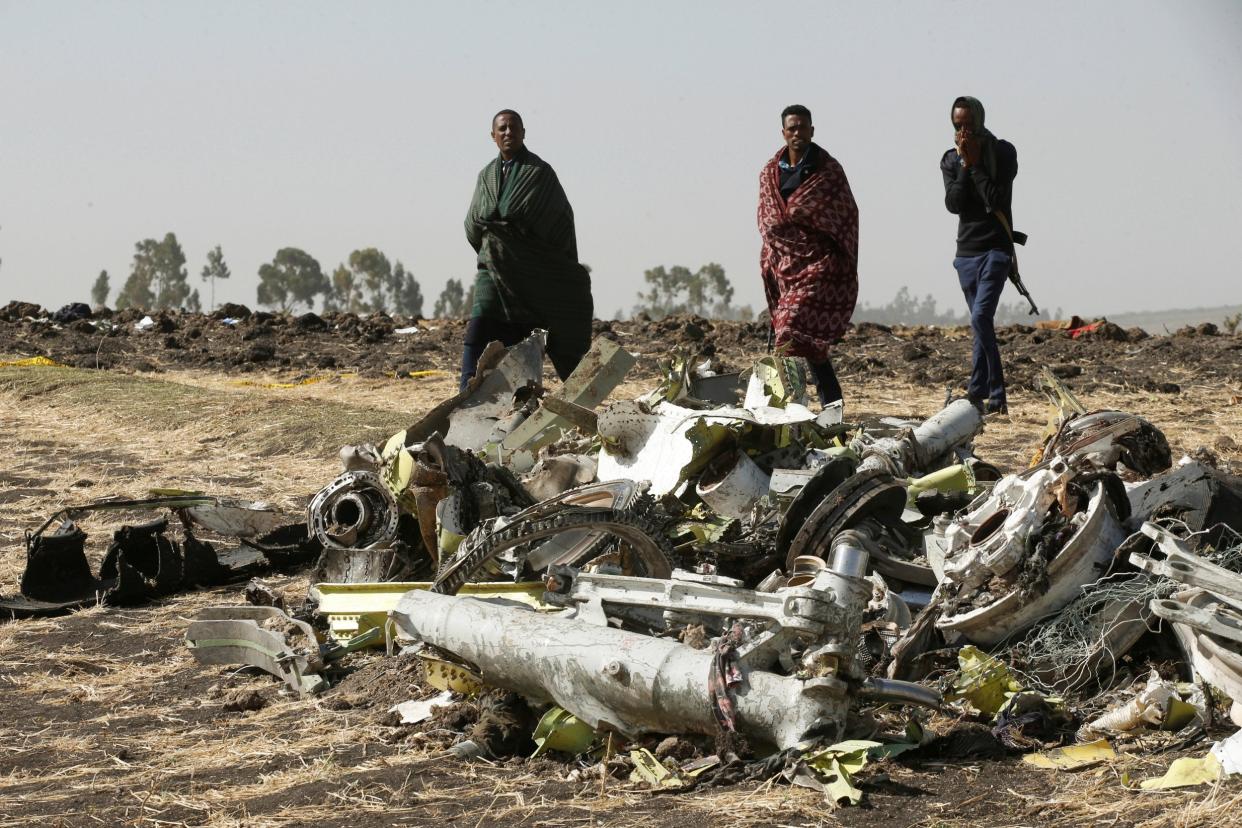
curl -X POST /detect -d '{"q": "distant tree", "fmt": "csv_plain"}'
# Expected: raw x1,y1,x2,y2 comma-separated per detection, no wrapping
115,250,155,310
152,233,191,308
116,233,189,309
327,264,364,313
388,260,424,317
634,265,690,318
186,289,202,313
632,263,745,319
345,248,393,312
201,245,230,311
433,278,469,318
90,270,110,306
256,247,328,311
695,263,734,316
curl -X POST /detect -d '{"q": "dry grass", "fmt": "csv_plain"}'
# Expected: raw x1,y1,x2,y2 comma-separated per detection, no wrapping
0,365,427,586
1,360,1240,826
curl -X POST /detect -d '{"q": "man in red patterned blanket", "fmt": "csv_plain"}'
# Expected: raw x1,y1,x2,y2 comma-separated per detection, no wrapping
757,104,859,407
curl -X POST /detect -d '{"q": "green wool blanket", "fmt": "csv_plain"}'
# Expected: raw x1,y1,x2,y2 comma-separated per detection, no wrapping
465,148,593,357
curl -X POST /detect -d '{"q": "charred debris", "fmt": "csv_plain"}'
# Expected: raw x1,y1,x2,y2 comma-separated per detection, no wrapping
7,329,1242,803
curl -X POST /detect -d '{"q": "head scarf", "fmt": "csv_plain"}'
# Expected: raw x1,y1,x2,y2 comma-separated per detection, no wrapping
952,96,997,179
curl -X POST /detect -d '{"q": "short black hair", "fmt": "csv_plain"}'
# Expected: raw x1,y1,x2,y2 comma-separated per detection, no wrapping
781,105,812,125
492,109,524,128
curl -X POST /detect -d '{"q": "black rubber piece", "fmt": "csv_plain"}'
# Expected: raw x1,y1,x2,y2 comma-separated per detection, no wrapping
20,521,92,603
785,468,907,569
775,456,858,556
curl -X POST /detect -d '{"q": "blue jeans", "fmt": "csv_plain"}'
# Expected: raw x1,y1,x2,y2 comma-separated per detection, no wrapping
954,250,1009,405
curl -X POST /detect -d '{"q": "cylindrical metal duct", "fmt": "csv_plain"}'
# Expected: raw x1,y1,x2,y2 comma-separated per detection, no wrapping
696,451,772,519
857,676,944,710
828,532,870,580
391,590,850,750
911,399,984,468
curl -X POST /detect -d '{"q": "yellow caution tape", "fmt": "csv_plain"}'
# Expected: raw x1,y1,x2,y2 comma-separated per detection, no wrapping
0,355,66,368
229,369,447,388
230,373,356,389
395,370,450,379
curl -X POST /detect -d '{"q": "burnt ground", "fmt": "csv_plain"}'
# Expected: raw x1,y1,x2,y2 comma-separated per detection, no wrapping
4,300,1242,398
1,302,1241,827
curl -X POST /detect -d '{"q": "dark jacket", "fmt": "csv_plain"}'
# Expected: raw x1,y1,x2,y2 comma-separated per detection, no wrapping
941,139,1017,257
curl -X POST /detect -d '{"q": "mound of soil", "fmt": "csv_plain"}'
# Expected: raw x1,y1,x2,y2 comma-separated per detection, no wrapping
2,305,1239,394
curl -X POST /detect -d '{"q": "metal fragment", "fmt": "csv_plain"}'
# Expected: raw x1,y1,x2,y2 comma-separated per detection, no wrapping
495,336,636,471
938,484,1127,646
185,606,326,695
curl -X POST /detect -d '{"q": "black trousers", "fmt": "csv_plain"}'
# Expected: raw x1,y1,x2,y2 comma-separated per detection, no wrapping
459,316,584,390
808,358,843,406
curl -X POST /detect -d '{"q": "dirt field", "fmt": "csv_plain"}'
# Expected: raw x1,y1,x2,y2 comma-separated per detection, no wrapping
2,309,1241,827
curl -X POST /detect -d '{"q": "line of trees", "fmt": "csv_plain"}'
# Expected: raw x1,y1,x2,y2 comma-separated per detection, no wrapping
252,246,427,316
89,245,770,322
88,234,441,317
83,234,528,320
630,263,754,320
94,233,220,313
85,243,1076,327
853,285,1062,327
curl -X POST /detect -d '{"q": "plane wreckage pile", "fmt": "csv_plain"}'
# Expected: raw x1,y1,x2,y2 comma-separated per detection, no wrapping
7,329,1242,802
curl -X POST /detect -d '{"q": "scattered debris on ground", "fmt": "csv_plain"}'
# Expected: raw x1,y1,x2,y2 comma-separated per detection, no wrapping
3,318,1242,820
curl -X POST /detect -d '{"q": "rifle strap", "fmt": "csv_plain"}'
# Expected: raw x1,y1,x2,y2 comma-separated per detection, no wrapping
993,210,1040,315
993,210,1020,273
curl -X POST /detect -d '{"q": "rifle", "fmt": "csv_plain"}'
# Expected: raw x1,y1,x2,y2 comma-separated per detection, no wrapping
994,210,1039,315
1009,269,1039,316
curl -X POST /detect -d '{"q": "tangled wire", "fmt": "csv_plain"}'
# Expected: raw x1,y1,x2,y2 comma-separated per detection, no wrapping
1006,520,1242,700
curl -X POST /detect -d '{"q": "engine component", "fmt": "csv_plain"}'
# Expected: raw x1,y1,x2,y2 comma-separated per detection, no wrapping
432,505,675,596
394,531,940,751
307,470,400,551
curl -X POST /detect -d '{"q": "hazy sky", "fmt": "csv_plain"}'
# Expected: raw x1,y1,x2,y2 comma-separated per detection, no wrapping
2,1,1239,318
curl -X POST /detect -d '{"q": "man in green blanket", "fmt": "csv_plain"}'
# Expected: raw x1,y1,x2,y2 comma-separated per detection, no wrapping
461,109,594,389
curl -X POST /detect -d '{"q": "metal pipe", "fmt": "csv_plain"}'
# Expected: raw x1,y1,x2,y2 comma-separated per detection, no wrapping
911,399,984,469
828,532,870,580
392,590,851,750
856,399,984,477
857,677,944,710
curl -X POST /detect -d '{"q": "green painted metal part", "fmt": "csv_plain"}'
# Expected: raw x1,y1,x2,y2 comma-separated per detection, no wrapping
905,463,976,506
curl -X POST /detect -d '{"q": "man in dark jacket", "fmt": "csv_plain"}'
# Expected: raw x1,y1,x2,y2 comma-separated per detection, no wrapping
941,96,1018,414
